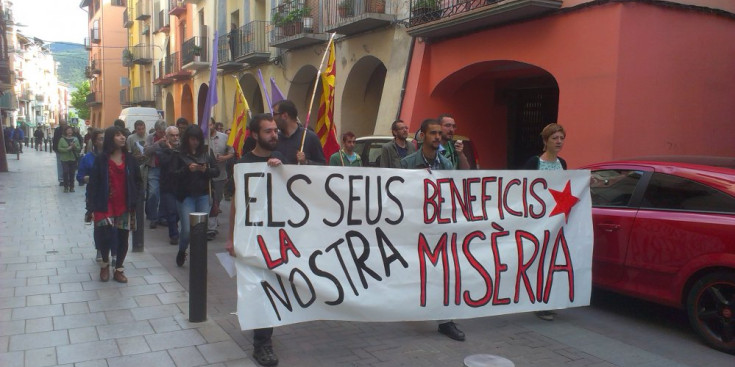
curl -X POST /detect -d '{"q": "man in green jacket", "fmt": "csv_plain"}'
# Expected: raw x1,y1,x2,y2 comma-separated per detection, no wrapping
329,131,362,167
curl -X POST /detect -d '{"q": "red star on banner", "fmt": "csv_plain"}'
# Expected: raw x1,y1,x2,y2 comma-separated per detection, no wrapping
549,180,580,223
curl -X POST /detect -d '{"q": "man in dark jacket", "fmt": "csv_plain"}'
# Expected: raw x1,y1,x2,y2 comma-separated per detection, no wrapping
34,127,44,151
149,126,181,245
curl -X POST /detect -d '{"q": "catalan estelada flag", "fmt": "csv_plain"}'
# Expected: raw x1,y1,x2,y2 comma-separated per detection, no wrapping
315,41,340,159
227,82,250,157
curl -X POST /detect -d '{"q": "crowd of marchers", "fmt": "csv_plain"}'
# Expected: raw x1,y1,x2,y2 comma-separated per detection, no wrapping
47,99,567,367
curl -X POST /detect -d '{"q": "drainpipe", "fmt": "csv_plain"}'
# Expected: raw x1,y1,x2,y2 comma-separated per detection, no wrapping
395,34,416,122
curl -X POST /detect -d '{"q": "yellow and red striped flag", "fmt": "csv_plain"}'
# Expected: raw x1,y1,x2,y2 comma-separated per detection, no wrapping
315,41,340,159
227,82,250,157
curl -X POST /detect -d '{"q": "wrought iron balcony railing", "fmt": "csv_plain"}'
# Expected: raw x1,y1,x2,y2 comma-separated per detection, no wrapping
182,36,208,65
220,21,270,65
131,44,153,64
136,0,151,20
323,0,393,35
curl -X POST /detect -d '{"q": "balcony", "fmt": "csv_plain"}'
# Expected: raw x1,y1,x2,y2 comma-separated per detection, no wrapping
120,88,132,106
182,0,202,4
132,86,156,105
131,44,153,64
164,52,191,80
84,37,92,50
0,93,18,110
86,92,102,106
142,24,150,35
136,0,151,20
406,0,563,38
19,90,32,102
1,9,14,25
324,0,395,36
155,9,170,33
169,0,186,17
91,28,101,44
91,59,102,75
123,8,133,27
234,21,271,65
271,1,329,49
182,37,209,70
153,60,173,86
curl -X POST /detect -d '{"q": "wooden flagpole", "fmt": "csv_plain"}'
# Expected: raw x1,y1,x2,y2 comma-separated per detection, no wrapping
299,32,337,156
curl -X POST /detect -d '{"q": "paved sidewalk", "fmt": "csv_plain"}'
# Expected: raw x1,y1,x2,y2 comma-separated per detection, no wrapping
0,151,731,367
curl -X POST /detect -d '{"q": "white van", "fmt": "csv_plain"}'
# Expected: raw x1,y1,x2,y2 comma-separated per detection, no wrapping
118,107,163,133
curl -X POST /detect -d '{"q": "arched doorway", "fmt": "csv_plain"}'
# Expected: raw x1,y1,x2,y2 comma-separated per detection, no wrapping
181,84,194,125
341,56,386,138
433,60,559,169
165,92,175,125
238,73,265,114
287,65,321,128
197,83,208,124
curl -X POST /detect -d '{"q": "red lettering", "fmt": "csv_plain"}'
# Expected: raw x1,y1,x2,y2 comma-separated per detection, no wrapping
481,177,496,221
502,179,523,217
423,179,438,224
536,230,550,301
491,223,510,305
418,233,449,307
462,231,492,307
529,179,547,219
543,228,575,303
514,230,539,303
435,178,451,224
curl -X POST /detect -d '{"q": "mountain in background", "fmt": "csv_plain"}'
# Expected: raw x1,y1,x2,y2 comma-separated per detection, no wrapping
49,42,87,88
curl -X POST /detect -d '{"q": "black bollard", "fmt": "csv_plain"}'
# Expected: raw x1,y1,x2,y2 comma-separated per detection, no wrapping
132,192,145,252
189,212,208,322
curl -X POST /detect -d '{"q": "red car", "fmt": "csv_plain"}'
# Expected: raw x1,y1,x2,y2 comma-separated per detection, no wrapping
583,157,735,354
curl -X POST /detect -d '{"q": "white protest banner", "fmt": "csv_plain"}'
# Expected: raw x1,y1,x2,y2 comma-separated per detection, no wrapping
232,164,593,330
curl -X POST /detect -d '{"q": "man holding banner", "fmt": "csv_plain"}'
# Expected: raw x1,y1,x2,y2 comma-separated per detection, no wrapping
227,113,284,367
272,100,325,165
401,118,465,341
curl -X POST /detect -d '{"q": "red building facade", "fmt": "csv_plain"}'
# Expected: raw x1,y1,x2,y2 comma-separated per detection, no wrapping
400,1,735,168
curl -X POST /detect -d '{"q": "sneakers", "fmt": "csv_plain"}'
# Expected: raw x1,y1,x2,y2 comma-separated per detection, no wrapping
176,250,187,267
535,311,556,321
69,187,75,192
253,345,279,366
113,270,128,283
63,187,69,193
100,265,110,282
59,182,65,186
169,236,179,245
438,321,465,341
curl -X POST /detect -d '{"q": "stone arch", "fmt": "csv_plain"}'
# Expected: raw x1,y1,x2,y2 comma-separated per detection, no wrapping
197,83,208,124
165,92,175,125
432,60,559,168
238,73,265,114
286,65,321,128
340,55,386,138
181,84,194,125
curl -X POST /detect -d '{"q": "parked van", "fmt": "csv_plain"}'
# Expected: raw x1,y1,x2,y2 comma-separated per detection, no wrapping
118,107,163,133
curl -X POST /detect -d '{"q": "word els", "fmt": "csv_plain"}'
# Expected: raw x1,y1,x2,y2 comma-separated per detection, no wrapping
419,224,574,307
242,173,405,228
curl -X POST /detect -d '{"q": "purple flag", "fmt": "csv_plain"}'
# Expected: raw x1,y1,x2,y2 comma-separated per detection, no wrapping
270,77,285,107
201,31,219,138
257,69,273,113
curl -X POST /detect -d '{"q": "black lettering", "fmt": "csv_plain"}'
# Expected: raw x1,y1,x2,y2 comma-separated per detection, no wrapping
345,230,382,288
385,176,404,225
323,174,345,227
289,268,316,308
347,176,363,225
286,174,310,227
326,239,359,296
267,173,285,227
365,176,383,225
260,275,292,321
244,172,264,226
309,250,344,306
375,227,408,276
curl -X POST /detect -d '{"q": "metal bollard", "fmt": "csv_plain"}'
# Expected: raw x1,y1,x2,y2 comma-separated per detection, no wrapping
189,212,208,322
132,191,145,252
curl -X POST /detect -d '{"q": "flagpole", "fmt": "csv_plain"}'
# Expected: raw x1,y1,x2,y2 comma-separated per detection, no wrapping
300,33,337,154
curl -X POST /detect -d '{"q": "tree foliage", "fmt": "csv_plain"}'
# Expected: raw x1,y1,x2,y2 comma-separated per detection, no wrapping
70,81,90,120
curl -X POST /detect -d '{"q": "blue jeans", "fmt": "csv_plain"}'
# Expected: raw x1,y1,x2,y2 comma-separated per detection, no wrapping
177,194,210,251
145,167,160,222
161,192,179,239
56,154,63,182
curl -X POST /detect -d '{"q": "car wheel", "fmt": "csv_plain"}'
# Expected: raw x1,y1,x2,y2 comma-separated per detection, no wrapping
686,271,735,354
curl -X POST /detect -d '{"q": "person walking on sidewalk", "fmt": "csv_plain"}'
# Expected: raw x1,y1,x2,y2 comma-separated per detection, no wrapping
143,120,168,229
34,127,44,151
206,118,235,239
87,126,143,283
78,129,116,262
53,120,68,185
172,125,219,267
149,126,181,245
226,113,284,367
58,126,82,193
